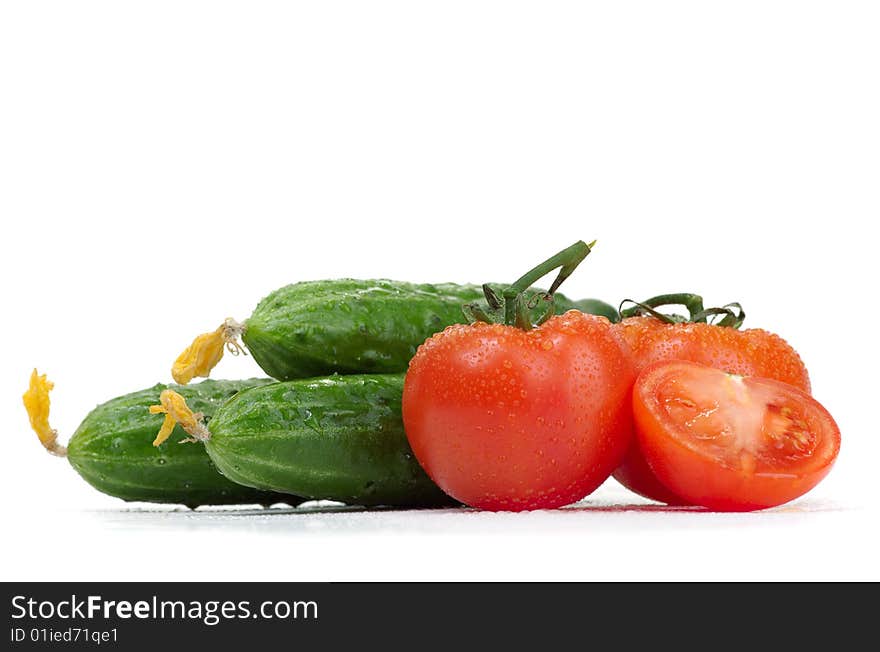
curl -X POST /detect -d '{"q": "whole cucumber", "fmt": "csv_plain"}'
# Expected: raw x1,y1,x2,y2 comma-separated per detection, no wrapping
242,279,617,381
68,379,297,508
202,374,454,507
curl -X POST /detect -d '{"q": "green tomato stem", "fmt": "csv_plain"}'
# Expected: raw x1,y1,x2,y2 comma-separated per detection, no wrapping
619,293,705,321
620,294,746,329
500,240,595,328
508,240,596,296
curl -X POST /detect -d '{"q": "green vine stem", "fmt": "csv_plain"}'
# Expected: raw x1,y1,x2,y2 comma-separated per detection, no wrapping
463,240,596,330
619,294,746,329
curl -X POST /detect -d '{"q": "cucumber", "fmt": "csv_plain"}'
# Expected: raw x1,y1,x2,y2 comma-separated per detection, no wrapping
196,374,454,507
241,279,617,381
67,379,297,508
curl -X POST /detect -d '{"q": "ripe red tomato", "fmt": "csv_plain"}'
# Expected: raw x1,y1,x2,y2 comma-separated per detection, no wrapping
403,311,635,511
612,316,812,504
615,316,811,391
633,360,839,511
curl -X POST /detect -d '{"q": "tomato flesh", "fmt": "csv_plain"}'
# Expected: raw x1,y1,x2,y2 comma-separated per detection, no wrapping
633,360,839,511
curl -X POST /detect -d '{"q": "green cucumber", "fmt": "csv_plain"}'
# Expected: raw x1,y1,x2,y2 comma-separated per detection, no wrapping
198,374,453,507
67,379,297,508
242,279,617,381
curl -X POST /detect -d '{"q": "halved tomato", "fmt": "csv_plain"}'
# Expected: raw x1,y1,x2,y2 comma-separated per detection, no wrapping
633,360,840,511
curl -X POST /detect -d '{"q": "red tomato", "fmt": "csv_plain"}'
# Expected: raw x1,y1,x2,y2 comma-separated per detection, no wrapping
613,437,689,506
633,360,840,511
615,316,811,391
612,316,812,504
403,311,635,511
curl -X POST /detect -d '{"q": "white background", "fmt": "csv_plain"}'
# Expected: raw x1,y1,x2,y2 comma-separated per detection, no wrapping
1,1,877,581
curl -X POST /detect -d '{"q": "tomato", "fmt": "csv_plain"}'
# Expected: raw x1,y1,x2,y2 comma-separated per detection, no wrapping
613,436,689,506
403,311,635,511
615,316,811,391
611,315,812,504
633,360,839,511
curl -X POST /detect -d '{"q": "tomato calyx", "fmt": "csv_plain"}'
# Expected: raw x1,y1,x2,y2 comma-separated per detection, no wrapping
619,293,746,329
463,239,596,331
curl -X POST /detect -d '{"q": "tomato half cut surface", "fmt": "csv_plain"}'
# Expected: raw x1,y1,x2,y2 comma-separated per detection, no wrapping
633,360,840,512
